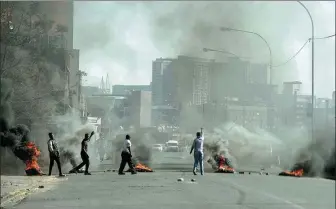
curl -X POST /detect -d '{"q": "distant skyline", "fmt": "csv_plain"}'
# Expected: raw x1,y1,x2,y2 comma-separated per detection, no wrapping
74,1,335,98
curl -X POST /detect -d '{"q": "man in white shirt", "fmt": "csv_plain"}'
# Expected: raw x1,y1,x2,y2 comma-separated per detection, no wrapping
118,134,137,175
190,130,204,175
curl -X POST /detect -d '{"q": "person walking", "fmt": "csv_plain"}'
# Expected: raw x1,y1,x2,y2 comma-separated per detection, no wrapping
72,131,94,175
118,134,136,175
47,133,65,177
190,129,204,175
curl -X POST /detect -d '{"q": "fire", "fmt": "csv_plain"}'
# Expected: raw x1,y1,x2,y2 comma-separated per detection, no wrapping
25,142,43,176
279,169,304,177
214,155,235,173
217,165,235,173
127,163,153,172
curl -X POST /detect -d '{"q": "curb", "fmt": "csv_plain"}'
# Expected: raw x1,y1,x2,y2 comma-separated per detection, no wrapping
0,176,66,208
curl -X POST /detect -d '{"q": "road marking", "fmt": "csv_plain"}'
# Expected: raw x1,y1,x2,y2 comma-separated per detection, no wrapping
224,180,306,209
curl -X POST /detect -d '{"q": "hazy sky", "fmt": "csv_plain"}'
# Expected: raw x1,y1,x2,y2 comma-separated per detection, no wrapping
74,1,335,98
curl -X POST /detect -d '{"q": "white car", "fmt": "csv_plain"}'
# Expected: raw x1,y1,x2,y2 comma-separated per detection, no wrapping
152,144,163,152
165,140,179,152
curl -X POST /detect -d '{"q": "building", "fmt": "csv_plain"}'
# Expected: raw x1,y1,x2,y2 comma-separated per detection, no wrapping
112,85,151,96
247,63,268,84
38,1,74,49
127,91,152,129
152,58,174,106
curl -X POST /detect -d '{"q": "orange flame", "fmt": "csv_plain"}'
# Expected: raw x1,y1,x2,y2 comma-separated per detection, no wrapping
131,163,153,172
215,156,235,173
25,142,42,176
280,169,304,177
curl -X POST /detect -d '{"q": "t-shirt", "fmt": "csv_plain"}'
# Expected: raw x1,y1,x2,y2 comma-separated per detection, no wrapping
81,139,88,153
193,136,204,153
123,139,131,153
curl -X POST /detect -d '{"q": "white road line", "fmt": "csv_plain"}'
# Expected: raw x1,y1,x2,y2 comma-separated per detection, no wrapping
224,180,306,209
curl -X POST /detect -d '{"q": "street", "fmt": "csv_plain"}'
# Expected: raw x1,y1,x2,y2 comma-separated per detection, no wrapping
11,167,335,209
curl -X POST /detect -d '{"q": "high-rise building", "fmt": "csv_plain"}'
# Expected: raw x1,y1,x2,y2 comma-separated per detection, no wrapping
152,58,174,106
171,56,214,106
128,91,152,129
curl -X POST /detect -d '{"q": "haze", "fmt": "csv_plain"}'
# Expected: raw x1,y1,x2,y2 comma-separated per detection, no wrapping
74,1,335,98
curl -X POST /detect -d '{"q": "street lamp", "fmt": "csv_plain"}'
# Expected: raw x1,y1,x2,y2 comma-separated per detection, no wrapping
202,47,248,60
219,27,273,85
297,1,315,143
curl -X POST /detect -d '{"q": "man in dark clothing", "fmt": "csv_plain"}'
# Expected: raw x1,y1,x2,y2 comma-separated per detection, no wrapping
47,133,65,177
72,131,94,175
118,134,136,175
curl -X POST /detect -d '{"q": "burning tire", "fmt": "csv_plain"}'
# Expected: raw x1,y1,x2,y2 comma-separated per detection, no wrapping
126,162,153,172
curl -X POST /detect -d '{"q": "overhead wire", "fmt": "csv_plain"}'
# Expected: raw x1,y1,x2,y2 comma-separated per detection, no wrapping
272,33,335,68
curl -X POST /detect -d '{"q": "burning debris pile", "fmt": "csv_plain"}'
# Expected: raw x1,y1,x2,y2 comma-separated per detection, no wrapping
279,129,335,178
0,79,43,176
127,144,153,172
204,141,235,173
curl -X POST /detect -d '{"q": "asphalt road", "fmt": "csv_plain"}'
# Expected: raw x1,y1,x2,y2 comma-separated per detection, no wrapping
12,168,335,209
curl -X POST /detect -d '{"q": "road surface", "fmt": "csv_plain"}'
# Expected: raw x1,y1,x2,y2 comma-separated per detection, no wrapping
12,169,334,209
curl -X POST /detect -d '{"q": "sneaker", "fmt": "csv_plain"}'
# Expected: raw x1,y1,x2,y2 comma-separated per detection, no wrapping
59,174,66,177
118,172,126,175
131,171,137,175
193,170,197,175
84,172,91,175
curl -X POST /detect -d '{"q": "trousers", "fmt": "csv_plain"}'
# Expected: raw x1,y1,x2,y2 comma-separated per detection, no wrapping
73,151,90,173
193,151,204,175
118,151,135,173
48,153,62,175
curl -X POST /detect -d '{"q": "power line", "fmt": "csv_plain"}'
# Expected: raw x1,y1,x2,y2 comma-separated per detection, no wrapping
314,34,335,40
272,39,310,68
272,33,335,68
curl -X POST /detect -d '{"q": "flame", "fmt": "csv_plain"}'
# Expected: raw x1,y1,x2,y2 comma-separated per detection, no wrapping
24,142,43,176
127,162,153,172
215,155,235,173
279,169,304,177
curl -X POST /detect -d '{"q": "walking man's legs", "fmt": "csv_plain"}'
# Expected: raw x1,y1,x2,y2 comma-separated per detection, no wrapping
199,152,204,175
48,156,54,176
54,156,63,176
193,152,199,175
126,153,137,174
118,152,127,174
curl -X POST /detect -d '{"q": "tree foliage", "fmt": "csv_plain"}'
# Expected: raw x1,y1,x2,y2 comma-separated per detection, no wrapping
1,1,70,125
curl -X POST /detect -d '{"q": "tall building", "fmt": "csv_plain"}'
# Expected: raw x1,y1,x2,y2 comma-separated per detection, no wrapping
171,56,214,106
152,58,174,106
128,91,152,129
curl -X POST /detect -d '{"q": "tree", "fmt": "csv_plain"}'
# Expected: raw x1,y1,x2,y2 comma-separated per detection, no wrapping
1,1,70,125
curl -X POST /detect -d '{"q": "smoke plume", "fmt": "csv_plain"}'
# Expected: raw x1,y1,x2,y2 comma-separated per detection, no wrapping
0,79,41,174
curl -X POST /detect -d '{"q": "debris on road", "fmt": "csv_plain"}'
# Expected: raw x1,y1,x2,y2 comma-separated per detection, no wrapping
191,179,196,182
177,178,184,182
1,176,65,208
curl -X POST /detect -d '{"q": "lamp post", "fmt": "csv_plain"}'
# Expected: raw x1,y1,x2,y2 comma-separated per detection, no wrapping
202,47,248,60
219,27,273,85
297,1,315,142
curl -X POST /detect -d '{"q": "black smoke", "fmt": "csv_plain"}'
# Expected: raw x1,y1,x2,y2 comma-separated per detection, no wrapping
0,79,38,172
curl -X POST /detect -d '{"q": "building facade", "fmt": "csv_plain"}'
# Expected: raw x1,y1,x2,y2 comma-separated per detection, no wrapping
112,84,151,96
128,91,152,129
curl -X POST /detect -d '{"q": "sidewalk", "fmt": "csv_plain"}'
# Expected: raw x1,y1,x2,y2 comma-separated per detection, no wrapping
1,175,66,208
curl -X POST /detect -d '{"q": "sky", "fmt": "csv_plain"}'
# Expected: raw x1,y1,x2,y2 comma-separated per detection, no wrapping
73,1,335,98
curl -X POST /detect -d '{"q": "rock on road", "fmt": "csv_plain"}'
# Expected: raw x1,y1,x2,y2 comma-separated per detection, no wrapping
12,170,334,209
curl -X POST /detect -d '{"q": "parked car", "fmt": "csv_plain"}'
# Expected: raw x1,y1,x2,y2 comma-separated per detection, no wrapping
152,144,163,152
165,140,179,152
